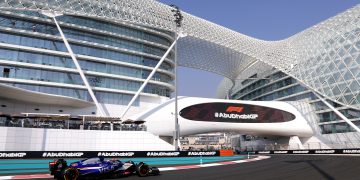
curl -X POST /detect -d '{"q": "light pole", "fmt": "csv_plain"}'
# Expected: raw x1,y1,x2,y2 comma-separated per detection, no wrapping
170,4,183,151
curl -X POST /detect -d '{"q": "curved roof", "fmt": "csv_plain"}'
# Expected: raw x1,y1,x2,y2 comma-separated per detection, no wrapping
0,0,360,109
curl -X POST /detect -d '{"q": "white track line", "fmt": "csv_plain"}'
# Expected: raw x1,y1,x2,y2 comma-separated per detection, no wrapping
158,155,271,171
0,176,13,180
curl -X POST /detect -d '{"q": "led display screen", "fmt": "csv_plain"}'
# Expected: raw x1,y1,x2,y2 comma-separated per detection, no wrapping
179,102,296,123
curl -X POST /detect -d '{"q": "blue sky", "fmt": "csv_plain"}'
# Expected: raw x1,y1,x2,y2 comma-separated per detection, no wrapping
158,0,360,98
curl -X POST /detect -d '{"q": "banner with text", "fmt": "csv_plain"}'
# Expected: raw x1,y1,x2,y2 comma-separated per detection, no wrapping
0,151,220,159
245,149,360,155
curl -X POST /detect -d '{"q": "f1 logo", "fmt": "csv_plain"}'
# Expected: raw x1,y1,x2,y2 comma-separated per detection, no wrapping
226,106,243,113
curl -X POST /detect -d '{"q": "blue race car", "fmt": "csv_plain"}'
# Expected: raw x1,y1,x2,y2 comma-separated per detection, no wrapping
49,157,160,180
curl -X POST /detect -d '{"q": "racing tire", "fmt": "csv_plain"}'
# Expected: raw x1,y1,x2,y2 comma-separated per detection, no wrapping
52,159,67,179
149,167,160,176
62,167,79,180
136,162,150,177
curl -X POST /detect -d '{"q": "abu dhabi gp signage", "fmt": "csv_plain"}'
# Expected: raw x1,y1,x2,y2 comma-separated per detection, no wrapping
251,149,360,154
179,102,296,123
0,151,220,159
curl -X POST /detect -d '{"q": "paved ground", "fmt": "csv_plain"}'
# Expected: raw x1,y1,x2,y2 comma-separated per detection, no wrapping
120,155,360,180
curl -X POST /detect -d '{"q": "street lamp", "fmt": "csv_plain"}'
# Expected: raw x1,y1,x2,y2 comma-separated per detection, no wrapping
170,4,183,151
170,5,183,27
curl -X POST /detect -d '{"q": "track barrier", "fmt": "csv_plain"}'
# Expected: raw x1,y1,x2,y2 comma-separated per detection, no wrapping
0,151,220,159
219,149,234,156
244,149,360,155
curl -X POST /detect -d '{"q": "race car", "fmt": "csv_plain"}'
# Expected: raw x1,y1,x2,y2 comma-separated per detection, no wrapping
49,156,160,180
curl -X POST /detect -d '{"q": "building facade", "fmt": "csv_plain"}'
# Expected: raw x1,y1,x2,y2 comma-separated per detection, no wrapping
0,9,175,117
230,67,360,135
226,59,360,149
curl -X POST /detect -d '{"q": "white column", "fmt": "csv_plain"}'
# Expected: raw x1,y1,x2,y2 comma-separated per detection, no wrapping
174,30,180,150
120,32,186,119
289,136,304,150
43,12,105,116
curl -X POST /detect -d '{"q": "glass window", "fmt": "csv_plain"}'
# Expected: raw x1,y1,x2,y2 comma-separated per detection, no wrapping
0,30,172,71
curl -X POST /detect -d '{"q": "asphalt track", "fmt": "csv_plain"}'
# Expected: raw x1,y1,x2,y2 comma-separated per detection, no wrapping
0,156,245,175
118,155,360,180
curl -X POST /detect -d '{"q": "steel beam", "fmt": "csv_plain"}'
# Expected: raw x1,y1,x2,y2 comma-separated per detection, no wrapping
43,11,106,116
314,92,360,133
120,32,185,120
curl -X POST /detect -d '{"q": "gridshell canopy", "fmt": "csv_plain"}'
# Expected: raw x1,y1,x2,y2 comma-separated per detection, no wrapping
0,0,360,109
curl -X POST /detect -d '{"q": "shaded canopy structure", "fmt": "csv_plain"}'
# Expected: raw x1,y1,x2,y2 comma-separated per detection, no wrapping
0,0,360,110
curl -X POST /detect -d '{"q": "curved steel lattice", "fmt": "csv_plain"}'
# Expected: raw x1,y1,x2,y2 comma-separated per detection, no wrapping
0,0,359,109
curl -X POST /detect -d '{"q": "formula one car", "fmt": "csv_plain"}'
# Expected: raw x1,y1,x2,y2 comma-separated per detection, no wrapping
49,157,160,180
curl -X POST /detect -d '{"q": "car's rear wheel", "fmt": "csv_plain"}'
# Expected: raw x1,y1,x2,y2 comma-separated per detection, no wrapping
136,162,149,177
52,159,67,179
62,167,79,180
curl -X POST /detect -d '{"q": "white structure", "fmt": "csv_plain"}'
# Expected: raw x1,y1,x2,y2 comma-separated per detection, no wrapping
0,0,359,150
0,126,174,151
0,2,174,118
133,97,313,138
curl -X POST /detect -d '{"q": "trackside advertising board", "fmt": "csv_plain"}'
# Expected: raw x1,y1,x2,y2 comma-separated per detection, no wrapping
0,151,219,159
246,149,360,155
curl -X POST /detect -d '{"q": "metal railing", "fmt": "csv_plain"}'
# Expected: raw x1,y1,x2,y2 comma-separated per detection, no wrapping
0,116,146,131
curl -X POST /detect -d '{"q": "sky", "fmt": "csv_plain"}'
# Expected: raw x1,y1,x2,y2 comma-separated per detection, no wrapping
158,0,360,98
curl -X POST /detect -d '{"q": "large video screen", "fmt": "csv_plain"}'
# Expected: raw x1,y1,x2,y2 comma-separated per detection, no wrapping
179,102,296,123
